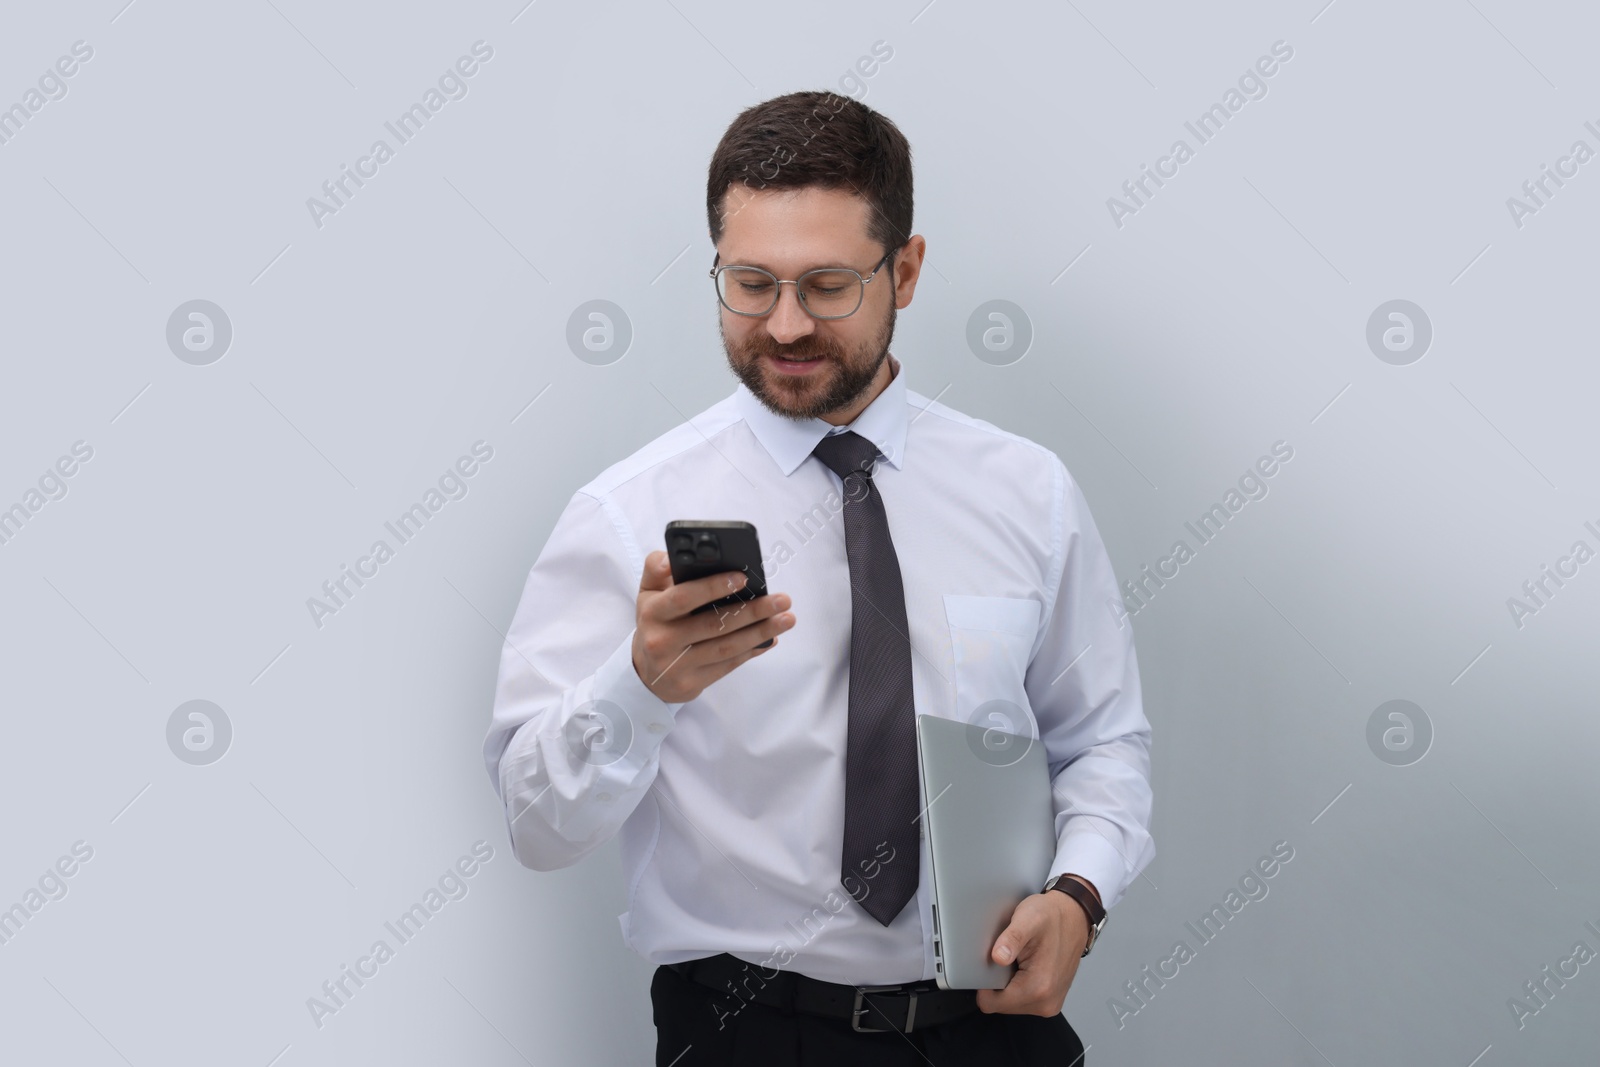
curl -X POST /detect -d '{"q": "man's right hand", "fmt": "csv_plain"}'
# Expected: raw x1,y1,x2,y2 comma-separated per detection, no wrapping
631,550,795,704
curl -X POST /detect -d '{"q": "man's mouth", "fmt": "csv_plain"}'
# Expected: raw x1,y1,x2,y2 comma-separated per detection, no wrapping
765,352,827,374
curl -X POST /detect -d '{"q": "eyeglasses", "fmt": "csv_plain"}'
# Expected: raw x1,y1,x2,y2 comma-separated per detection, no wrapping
709,248,897,320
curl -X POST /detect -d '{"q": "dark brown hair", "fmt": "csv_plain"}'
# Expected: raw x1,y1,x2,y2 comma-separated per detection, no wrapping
706,91,913,260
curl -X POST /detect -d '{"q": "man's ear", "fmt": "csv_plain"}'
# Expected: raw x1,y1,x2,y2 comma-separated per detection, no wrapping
891,235,927,308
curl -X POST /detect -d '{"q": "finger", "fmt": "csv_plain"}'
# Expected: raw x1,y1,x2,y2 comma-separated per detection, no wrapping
725,635,778,669
991,915,1038,966
975,969,1034,1015
646,600,786,690
690,591,788,642
663,568,756,621
682,634,779,693
638,551,673,593
691,609,792,667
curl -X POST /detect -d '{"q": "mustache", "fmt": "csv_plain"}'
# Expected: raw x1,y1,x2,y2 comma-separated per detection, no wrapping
748,339,836,361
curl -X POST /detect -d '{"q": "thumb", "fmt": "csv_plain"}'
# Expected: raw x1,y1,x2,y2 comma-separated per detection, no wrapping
639,551,672,593
993,922,1025,964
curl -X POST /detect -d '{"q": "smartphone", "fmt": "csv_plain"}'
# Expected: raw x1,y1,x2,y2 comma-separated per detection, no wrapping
664,520,774,648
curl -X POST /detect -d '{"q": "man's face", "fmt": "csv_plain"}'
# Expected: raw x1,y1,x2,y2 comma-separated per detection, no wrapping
714,184,898,422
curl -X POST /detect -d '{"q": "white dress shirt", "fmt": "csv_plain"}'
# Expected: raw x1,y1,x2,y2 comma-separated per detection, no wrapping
481,352,1155,986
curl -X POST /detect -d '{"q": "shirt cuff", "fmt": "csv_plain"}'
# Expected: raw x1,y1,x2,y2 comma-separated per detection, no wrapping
587,628,688,779
1048,830,1132,911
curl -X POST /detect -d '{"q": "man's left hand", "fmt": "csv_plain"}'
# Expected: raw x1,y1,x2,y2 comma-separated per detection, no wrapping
975,887,1089,1016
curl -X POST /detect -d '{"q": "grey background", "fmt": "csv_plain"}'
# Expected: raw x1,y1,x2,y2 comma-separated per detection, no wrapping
2,1,1596,1064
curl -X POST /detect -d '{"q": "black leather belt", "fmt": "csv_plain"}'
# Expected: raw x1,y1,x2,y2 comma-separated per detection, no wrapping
666,952,978,1034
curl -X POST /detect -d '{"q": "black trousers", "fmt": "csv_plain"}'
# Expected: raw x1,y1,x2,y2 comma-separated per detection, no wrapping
652,962,1087,1066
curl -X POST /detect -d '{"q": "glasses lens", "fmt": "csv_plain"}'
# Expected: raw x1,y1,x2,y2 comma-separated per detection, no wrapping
798,270,863,318
717,267,777,315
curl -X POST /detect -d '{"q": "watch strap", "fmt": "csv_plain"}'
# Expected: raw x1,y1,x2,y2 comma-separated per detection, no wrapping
1044,874,1106,957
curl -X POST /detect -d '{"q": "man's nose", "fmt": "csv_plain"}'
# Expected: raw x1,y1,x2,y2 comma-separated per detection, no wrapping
764,283,815,344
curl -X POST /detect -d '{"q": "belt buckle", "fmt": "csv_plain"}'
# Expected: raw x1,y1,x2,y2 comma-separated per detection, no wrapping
852,983,918,1033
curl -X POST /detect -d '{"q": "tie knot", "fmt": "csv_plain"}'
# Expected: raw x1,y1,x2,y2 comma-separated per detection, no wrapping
811,430,882,481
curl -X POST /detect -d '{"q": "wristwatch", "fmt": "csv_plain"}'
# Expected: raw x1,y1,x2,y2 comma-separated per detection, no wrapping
1043,874,1107,958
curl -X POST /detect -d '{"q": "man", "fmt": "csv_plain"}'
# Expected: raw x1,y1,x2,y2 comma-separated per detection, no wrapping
482,90,1154,1065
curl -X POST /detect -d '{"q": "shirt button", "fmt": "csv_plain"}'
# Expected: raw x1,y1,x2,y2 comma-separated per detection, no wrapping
596,791,613,802
647,722,665,733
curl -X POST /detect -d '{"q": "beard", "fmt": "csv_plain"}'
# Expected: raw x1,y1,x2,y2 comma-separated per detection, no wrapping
722,304,897,422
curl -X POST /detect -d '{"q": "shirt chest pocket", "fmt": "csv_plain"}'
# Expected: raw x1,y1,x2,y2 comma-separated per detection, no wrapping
942,594,1041,728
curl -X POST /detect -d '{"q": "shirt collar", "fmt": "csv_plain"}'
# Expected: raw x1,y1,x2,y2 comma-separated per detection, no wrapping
735,352,909,477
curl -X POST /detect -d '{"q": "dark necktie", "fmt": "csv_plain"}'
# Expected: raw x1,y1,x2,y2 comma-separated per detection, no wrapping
810,429,919,926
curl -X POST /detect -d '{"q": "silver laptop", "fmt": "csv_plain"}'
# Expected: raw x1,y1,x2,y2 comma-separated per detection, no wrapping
915,713,1057,990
